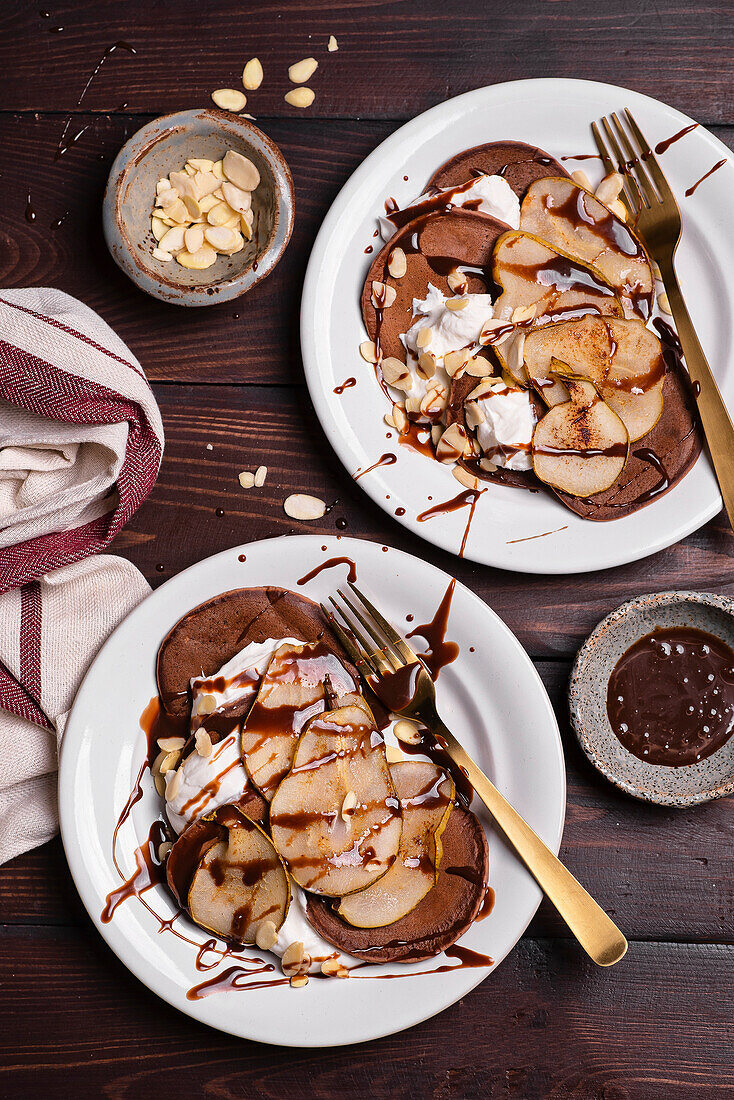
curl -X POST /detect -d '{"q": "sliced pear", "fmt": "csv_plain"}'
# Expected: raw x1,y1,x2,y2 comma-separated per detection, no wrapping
532,369,630,497
491,230,624,383
524,315,665,441
337,761,454,929
520,177,654,320
269,703,402,897
241,641,358,801
187,810,290,944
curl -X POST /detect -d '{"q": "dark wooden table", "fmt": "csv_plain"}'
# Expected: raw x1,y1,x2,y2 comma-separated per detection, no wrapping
2,2,734,1096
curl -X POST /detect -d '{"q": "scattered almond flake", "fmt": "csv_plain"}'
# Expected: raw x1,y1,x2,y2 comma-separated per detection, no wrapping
416,352,436,380
340,790,357,822
381,356,412,391
284,87,315,109
359,339,379,364
436,423,468,463
384,411,396,429
239,470,256,489
416,326,433,350
290,975,309,988
204,225,239,252
151,217,167,242
452,465,482,491
184,225,204,253
445,297,468,312
284,493,327,521
392,403,409,434
467,378,497,402
571,169,593,191
195,729,213,757
242,57,263,90
657,290,672,315
196,693,218,715
212,88,247,112
166,767,183,800
388,246,407,279
430,423,442,447
254,464,267,487
444,349,469,379
151,749,167,776
595,171,624,205
511,302,537,324
479,457,497,473
159,749,181,774
187,158,214,173
394,719,421,745
282,941,308,975
289,57,319,83
152,248,173,261
371,280,396,309
154,772,166,797
158,841,173,861
609,198,627,221
157,736,185,752
221,181,252,216
255,919,278,951
212,159,224,179
447,271,468,294
206,443,213,451
177,244,218,269
327,35,338,52
465,355,493,378
465,401,485,431
223,149,260,192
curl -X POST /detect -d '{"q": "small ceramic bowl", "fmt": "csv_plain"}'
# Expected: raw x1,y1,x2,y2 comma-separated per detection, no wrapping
102,108,294,306
569,591,734,807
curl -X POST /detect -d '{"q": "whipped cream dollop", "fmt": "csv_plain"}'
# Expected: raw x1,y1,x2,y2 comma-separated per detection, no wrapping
472,382,537,472
379,173,521,241
272,885,356,972
403,284,495,364
190,635,303,719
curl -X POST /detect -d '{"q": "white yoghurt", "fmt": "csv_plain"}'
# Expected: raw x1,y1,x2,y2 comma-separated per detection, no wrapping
474,382,537,472
165,733,248,834
379,173,520,241
402,284,495,364
190,635,303,718
272,885,357,972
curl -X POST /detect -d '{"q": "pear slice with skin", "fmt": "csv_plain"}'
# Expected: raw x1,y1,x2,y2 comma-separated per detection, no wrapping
337,761,454,929
269,703,402,897
489,230,624,384
187,807,290,944
524,315,665,442
532,367,630,497
520,176,654,321
241,641,358,801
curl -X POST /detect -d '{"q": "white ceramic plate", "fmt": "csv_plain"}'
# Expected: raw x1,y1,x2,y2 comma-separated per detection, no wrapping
59,535,564,1047
301,78,734,573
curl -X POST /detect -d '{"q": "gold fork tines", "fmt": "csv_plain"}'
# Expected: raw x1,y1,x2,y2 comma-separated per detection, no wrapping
592,108,734,530
327,583,628,967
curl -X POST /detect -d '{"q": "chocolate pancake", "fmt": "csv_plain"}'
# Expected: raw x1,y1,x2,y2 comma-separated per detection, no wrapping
361,209,507,362
306,804,488,963
157,587,351,717
427,140,569,199
555,361,702,520
166,795,268,907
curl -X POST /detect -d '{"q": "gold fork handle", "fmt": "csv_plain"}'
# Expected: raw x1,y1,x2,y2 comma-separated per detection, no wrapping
659,258,734,529
428,717,627,966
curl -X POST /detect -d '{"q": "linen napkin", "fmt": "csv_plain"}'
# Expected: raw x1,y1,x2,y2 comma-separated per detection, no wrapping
0,287,164,865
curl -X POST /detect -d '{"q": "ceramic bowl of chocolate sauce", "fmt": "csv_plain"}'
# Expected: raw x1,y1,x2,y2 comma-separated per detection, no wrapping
569,591,734,806
102,108,294,305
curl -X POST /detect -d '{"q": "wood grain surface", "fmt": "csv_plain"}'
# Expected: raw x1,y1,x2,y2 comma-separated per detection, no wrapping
1,1,733,1097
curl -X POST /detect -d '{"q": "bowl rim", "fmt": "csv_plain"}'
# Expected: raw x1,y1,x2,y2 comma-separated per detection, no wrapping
103,107,295,305
569,589,734,807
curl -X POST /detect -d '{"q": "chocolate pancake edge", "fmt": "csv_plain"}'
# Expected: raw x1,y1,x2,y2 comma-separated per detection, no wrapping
306,804,489,963
361,209,508,362
427,141,570,198
157,587,355,717
554,361,702,520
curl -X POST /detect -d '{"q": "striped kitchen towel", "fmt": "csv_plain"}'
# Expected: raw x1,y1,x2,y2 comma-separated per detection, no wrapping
0,287,164,864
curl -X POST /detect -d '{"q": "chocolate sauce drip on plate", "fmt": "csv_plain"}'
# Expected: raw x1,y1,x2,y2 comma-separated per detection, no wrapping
333,377,357,395
406,578,459,680
369,661,422,712
187,963,288,1000
354,453,397,480
685,159,726,197
607,627,734,766
102,820,168,922
297,556,357,585
654,123,698,155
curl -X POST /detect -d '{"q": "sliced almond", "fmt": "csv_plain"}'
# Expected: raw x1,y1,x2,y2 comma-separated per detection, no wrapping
609,198,627,222
151,749,167,776
421,383,447,418
240,211,254,239
242,57,263,90
152,248,173,262
166,767,183,800
166,198,190,225
221,181,252,215
392,403,409,434
436,422,469,463
187,158,214,173
254,464,267,487
239,470,256,488
452,465,482,491
207,200,239,227
284,493,327,521
340,790,357,822
281,940,308,975
381,356,412,391
571,169,593,191
156,178,172,196
212,159,225,180
431,423,442,447
465,355,493,378
371,281,396,309
447,270,468,294
212,88,247,112
221,230,244,256
160,749,181,774
445,296,469,312
193,171,221,198
290,975,309,988
417,351,436,380
284,87,315,109
196,693,218,715
155,187,180,210
394,720,422,745
151,216,167,242
154,772,166,798
327,35,338,52
467,378,497,402
158,841,173,861
157,736,185,752
595,171,624,205
465,401,485,431
195,729,213,757
479,457,498,473
444,349,469,379
255,918,278,951
184,226,204,253
511,302,537,324
223,149,260,192
288,57,318,83
657,290,672,315
320,957,346,977
359,339,379,364
205,225,239,252
404,396,422,418
416,326,433,350
388,247,407,279
177,244,218,270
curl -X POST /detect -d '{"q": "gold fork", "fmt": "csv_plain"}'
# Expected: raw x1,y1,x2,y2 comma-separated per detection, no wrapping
323,581,628,968
592,108,734,529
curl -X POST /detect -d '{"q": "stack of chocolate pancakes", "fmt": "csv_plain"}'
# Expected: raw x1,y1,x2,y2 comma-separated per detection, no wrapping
361,140,702,520
158,588,488,964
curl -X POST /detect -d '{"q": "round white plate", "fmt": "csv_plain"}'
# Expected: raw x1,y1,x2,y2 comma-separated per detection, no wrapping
59,535,564,1047
301,78,733,573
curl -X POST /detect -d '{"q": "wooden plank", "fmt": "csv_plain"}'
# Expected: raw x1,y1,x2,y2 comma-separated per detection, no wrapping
1,0,734,123
0,924,732,1098
3,663,733,943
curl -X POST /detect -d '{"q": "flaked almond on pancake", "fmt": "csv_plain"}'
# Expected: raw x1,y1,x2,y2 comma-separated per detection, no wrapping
427,140,569,198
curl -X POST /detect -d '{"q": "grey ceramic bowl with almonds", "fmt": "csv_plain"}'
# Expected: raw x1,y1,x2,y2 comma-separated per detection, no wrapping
102,108,294,306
